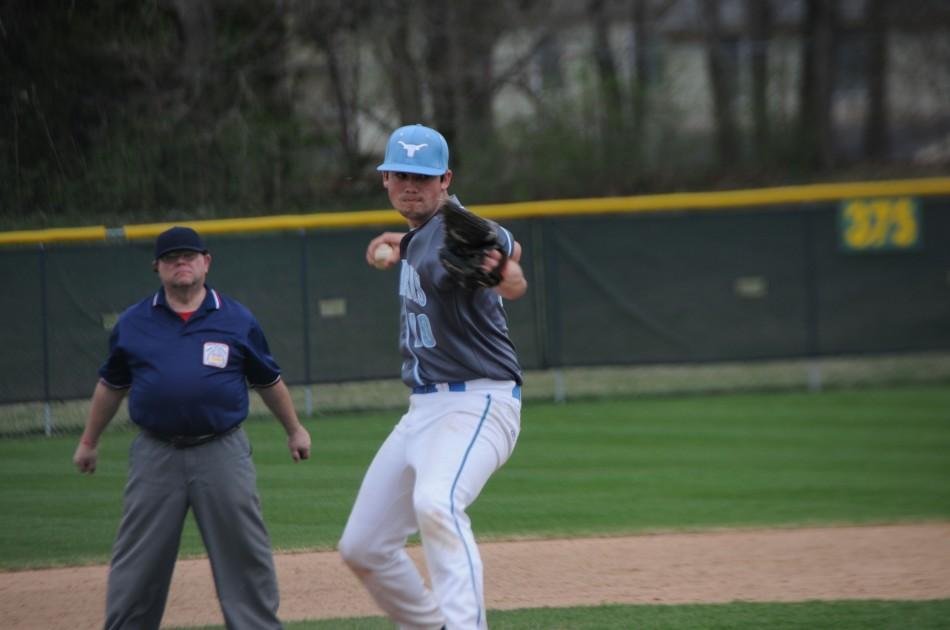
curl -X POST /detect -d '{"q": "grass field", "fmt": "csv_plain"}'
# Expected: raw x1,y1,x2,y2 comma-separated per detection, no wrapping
2,385,949,627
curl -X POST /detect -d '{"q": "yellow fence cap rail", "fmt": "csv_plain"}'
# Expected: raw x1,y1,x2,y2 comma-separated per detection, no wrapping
2,176,950,247
0,225,108,246
120,209,405,240
472,176,950,220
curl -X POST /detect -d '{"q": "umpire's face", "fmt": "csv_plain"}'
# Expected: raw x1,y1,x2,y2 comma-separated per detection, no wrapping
156,250,212,291
383,169,452,228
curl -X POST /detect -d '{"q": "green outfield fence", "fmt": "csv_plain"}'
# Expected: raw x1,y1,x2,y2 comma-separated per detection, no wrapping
2,177,950,434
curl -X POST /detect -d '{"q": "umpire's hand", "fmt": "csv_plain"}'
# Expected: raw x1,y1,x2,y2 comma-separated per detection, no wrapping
73,440,98,474
288,425,312,462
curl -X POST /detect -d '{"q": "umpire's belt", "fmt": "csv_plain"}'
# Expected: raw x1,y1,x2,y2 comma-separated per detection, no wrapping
145,424,240,449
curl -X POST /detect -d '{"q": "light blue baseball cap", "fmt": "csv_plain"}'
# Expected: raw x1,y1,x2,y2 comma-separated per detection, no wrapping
377,124,449,175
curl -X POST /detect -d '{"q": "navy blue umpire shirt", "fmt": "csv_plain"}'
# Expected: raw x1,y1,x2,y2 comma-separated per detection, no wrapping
98,285,281,436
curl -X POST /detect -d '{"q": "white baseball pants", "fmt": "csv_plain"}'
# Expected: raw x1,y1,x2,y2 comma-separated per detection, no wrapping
339,379,521,630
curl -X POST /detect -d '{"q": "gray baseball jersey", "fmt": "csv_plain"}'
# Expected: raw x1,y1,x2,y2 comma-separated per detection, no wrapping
397,201,522,388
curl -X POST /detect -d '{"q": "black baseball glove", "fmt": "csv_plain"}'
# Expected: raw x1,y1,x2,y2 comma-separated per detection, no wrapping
439,199,508,290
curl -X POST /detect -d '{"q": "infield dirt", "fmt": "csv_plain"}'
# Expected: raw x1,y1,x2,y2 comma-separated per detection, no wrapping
2,523,948,629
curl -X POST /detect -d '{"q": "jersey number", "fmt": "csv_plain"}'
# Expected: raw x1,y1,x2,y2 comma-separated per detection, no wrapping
408,312,436,348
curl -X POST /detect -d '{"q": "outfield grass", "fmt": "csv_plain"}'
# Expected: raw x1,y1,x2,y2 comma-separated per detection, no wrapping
1,385,948,570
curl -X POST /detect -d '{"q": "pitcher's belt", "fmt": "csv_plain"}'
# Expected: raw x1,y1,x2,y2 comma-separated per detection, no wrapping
411,379,522,400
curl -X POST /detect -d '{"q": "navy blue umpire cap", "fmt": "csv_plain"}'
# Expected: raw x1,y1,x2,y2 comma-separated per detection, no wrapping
377,124,449,176
154,226,208,259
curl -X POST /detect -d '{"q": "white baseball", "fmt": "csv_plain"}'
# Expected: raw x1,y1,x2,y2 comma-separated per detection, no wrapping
373,243,394,269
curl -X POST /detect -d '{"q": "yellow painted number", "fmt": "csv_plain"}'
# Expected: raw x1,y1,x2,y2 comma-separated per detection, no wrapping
890,198,917,247
841,197,918,251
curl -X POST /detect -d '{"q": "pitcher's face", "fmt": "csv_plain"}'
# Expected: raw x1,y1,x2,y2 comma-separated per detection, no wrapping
383,170,453,227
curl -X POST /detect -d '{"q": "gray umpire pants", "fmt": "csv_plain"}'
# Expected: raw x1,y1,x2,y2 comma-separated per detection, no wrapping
105,427,282,630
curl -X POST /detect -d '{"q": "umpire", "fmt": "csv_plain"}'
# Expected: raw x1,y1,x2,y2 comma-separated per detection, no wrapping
72,226,311,630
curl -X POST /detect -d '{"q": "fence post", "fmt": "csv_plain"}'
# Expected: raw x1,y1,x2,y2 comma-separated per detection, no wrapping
299,230,313,416
542,223,566,403
40,245,53,435
802,210,823,392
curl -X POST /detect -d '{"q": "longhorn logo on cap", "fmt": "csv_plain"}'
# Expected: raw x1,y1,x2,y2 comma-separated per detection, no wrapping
398,140,428,158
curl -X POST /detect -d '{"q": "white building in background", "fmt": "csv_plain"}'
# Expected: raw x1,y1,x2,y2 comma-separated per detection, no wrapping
488,0,950,163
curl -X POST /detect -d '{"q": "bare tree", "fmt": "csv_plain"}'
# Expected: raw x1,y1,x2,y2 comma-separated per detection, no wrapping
161,0,215,106
864,0,889,160
417,0,537,167
370,0,556,169
591,0,625,133
746,0,771,159
800,0,838,170
538,32,564,92
422,0,458,152
379,2,425,124
589,0,626,181
702,0,739,164
449,1,510,162
629,0,650,139
292,1,369,177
